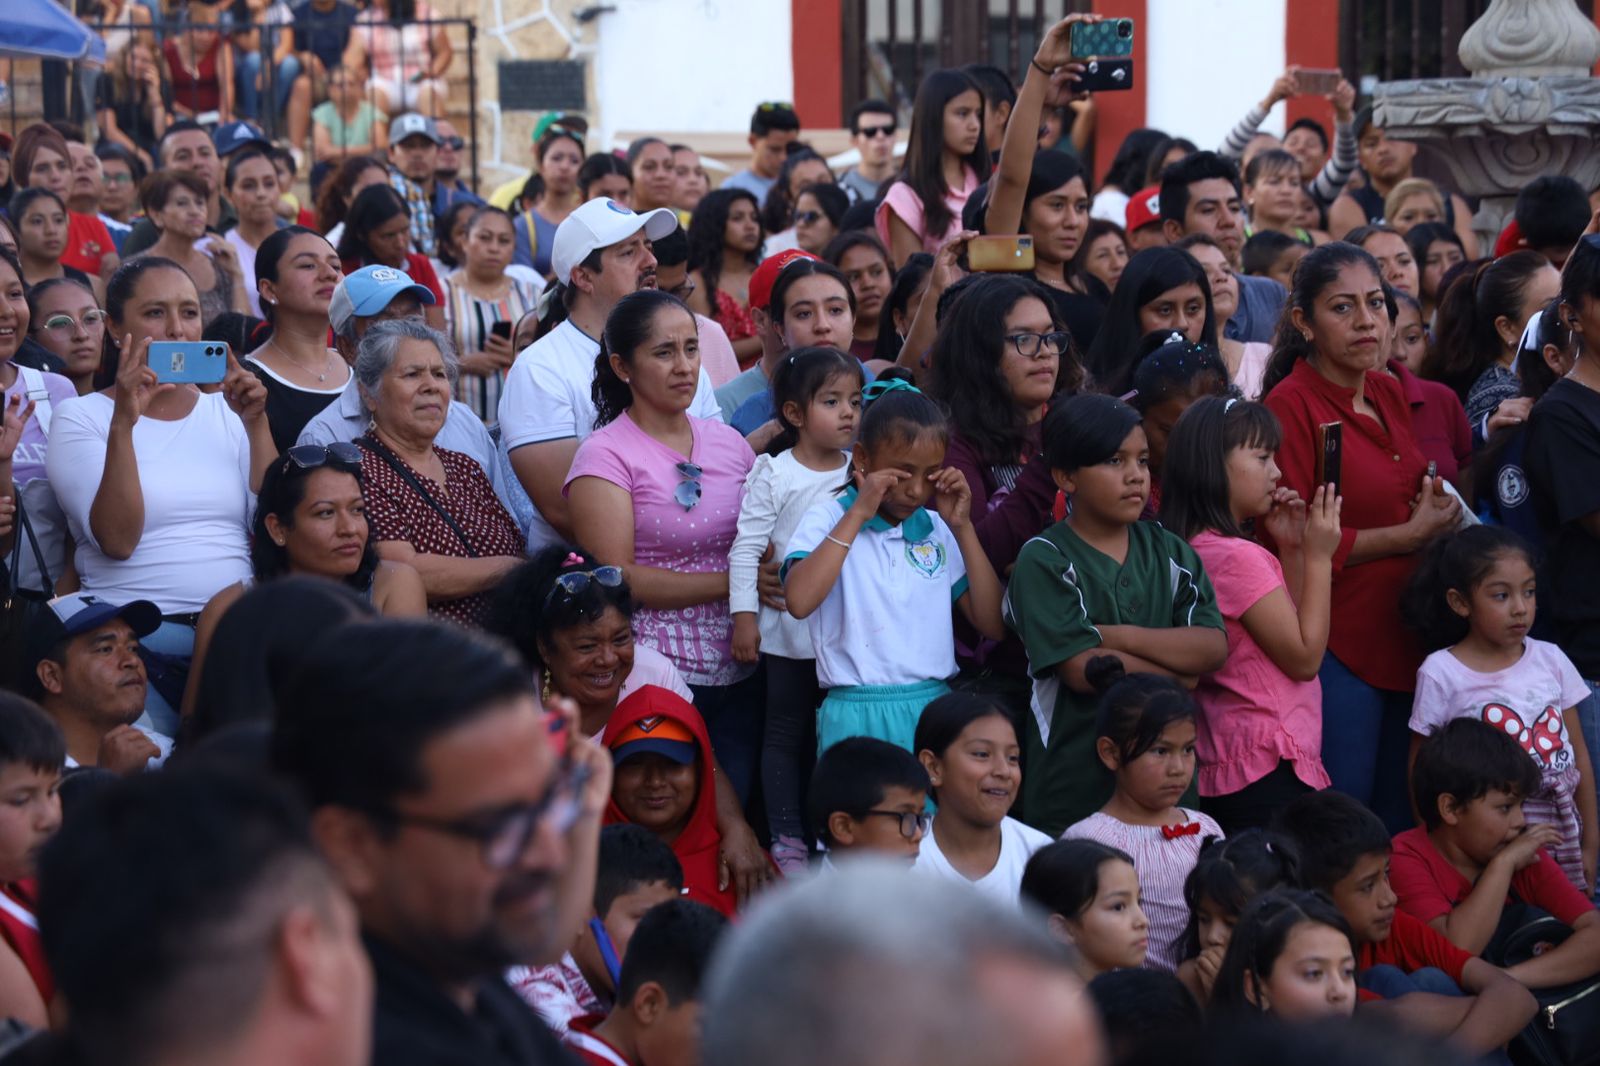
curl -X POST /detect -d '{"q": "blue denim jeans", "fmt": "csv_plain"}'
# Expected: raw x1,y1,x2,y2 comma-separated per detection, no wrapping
236,52,302,125
135,619,195,741
1318,651,1415,833
690,669,766,810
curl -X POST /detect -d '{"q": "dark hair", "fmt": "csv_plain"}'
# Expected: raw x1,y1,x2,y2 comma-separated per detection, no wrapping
1210,889,1357,1017
8,187,66,241
1271,791,1391,893
822,229,891,276
687,187,762,301
1084,657,1200,771
592,289,697,426
106,256,196,327
766,346,865,456
1021,839,1137,919
1159,152,1242,233
1102,129,1169,194
595,823,684,917
794,182,849,231
1514,175,1590,253
26,273,116,391
1563,233,1600,306
435,199,481,271
1412,718,1543,831
1287,117,1330,151
876,251,933,363
1141,136,1198,188
1042,392,1142,473
315,155,385,234
1243,149,1302,192
927,274,1079,466
1087,969,1202,1064
187,578,375,749
913,691,1013,777
1403,221,1465,299
25,275,98,333
93,140,146,186
37,768,333,1066
768,256,855,326
615,899,728,1006
858,371,949,457
0,692,65,774
1022,150,1090,243
1423,251,1554,403
202,311,266,352
652,227,689,268
483,543,635,674
899,69,991,242
223,147,275,192
253,225,327,330
1086,246,1218,396
1158,396,1283,539
249,449,378,588
1241,230,1301,278
138,168,209,217
578,152,634,199
1400,525,1535,652
761,149,834,234
272,621,533,814
625,136,668,167
749,101,801,138
1516,296,1576,403
338,183,409,264
1260,242,1383,397
961,63,1018,113
536,125,585,164
1180,830,1302,959
11,123,71,189
1129,336,1232,416
849,98,895,134
807,736,931,850
1073,218,1129,273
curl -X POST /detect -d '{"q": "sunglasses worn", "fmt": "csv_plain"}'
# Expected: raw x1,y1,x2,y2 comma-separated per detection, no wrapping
675,461,702,510
282,442,363,473
543,565,624,611
388,761,590,870
856,124,896,139
442,136,465,151
794,209,824,226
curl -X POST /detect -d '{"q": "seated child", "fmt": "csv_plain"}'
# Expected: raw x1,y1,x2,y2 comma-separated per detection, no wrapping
603,686,765,917
1087,969,1202,1066
1403,526,1597,895
1021,839,1150,980
912,693,1052,905
0,693,65,1030
1175,830,1302,1003
807,736,931,867
511,823,684,1035
1062,659,1223,973
1242,230,1309,292
1274,790,1537,1055
565,899,728,1066
1005,394,1227,836
1394,718,1600,990
1210,889,1358,1022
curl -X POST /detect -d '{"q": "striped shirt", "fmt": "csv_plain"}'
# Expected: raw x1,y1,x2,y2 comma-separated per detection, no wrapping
442,271,541,424
1219,105,1358,209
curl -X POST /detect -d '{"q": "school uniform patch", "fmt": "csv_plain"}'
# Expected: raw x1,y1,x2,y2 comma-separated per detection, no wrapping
1497,465,1528,508
905,539,947,577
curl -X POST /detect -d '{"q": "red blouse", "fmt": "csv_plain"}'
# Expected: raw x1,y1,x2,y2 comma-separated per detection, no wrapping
1264,358,1428,691
163,36,222,115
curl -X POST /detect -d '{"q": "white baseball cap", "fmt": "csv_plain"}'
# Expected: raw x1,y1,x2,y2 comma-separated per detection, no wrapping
551,198,678,286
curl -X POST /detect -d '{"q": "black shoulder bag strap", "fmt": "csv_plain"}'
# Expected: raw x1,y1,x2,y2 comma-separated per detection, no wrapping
356,438,480,558
4,489,53,604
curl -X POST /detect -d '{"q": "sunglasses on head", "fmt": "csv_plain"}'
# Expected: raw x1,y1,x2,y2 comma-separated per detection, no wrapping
282,442,362,473
758,101,795,113
856,124,895,139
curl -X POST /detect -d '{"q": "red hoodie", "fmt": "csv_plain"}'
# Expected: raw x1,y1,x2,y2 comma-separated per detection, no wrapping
600,686,737,918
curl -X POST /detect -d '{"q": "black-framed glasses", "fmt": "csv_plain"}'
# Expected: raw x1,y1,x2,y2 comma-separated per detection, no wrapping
388,762,590,870
1005,331,1071,359
862,809,933,840
856,124,895,139
40,309,108,335
543,565,624,611
442,136,465,151
674,461,702,510
282,442,363,473
794,209,823,226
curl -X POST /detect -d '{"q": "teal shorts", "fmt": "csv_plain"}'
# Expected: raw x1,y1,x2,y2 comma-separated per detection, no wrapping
816,679,951,757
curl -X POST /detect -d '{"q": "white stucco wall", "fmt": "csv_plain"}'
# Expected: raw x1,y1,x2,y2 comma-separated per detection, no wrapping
1145,0,1288,147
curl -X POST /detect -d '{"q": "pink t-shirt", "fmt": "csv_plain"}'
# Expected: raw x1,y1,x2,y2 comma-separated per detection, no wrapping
566,412,755,686
695,314,742,389
1189,531,1330,797
875,167,981,255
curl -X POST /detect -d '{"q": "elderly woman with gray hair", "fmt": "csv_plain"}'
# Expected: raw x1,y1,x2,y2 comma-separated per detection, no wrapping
354,318,526,626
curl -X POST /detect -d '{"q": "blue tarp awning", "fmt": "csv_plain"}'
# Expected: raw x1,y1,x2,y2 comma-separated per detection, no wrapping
2,0,107,63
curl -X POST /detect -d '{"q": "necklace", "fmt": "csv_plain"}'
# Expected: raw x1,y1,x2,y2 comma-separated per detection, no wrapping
270,339,331,383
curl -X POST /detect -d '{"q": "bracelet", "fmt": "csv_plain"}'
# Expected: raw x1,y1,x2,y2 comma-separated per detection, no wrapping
824,534,853,550
1031,58,1054,76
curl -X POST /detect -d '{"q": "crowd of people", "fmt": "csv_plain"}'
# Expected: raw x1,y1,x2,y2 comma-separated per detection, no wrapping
0,8,1599,1066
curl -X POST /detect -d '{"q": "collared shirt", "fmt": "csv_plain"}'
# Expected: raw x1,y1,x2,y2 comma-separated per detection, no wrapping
390,169,438,256
1264,358,1429,691
1388,360,1471,483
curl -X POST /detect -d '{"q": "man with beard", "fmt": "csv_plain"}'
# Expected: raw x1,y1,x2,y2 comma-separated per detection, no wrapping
273,619,610,1066
497,198,723,549
433,118,486,218
28,593,168,773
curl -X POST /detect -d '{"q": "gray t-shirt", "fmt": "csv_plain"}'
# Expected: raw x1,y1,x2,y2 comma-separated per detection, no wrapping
838,167,886,204
721,169,777,203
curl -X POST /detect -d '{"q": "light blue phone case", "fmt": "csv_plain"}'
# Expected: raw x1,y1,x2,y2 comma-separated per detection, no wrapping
148,342,229,385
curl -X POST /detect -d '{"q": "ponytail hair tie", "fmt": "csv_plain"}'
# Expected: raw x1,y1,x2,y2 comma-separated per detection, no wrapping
861,378,922,404
562,551,585,567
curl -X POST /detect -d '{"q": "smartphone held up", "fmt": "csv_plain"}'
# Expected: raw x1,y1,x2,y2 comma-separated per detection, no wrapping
148,341,230,386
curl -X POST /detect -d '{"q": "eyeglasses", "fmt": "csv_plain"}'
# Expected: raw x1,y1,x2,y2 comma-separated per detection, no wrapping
104,172,134,186
793,209,823,226
441,136,465,151
1006,331,1071,359
543,565,624,611
388,761,590,870
862,809,933,840
40,309,108,335
856,124,896,139
282,441,363,473
674,461,702,510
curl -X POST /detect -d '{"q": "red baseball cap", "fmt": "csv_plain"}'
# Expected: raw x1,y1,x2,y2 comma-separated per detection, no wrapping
1125,185,1163,233
747,249,819,314
1493,219,1524,259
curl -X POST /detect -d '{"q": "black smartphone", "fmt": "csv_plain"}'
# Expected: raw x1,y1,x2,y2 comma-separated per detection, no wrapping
1075,58,1134,93
1316,422,1343,496
490,320,513,341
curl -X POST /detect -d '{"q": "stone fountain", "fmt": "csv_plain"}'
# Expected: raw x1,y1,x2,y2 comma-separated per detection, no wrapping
1373,0,1600,252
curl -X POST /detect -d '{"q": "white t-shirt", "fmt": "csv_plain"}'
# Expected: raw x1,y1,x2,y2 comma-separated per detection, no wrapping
45,392,253,613
914,816,1054,908
225,228,262,318
497,319,722,549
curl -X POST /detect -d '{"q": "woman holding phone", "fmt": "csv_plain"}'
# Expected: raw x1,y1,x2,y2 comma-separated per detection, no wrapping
442,207,543,425
45,257,278,740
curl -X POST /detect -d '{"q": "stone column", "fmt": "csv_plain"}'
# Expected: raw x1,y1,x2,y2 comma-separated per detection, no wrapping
1373,0,1600,252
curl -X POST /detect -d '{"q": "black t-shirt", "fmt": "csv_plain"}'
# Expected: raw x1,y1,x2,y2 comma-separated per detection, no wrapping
93,72,174,157
1523,377,1600,677
246,360,348,453
290,0,359,72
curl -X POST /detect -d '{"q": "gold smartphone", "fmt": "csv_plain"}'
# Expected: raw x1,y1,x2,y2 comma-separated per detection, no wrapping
967,234,1036,273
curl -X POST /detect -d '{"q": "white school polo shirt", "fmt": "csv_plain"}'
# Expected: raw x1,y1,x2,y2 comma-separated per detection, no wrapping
784,486,967,689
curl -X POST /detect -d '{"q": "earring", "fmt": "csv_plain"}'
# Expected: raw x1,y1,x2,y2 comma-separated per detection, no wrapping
541,670,552,704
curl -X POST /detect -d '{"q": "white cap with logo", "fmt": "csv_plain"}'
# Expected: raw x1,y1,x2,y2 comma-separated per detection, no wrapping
551,198,679,286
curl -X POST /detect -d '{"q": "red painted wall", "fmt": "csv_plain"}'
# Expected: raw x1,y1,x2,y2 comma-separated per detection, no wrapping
1089,0,1148,187
792,0,844,127
1284,0,1342,132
